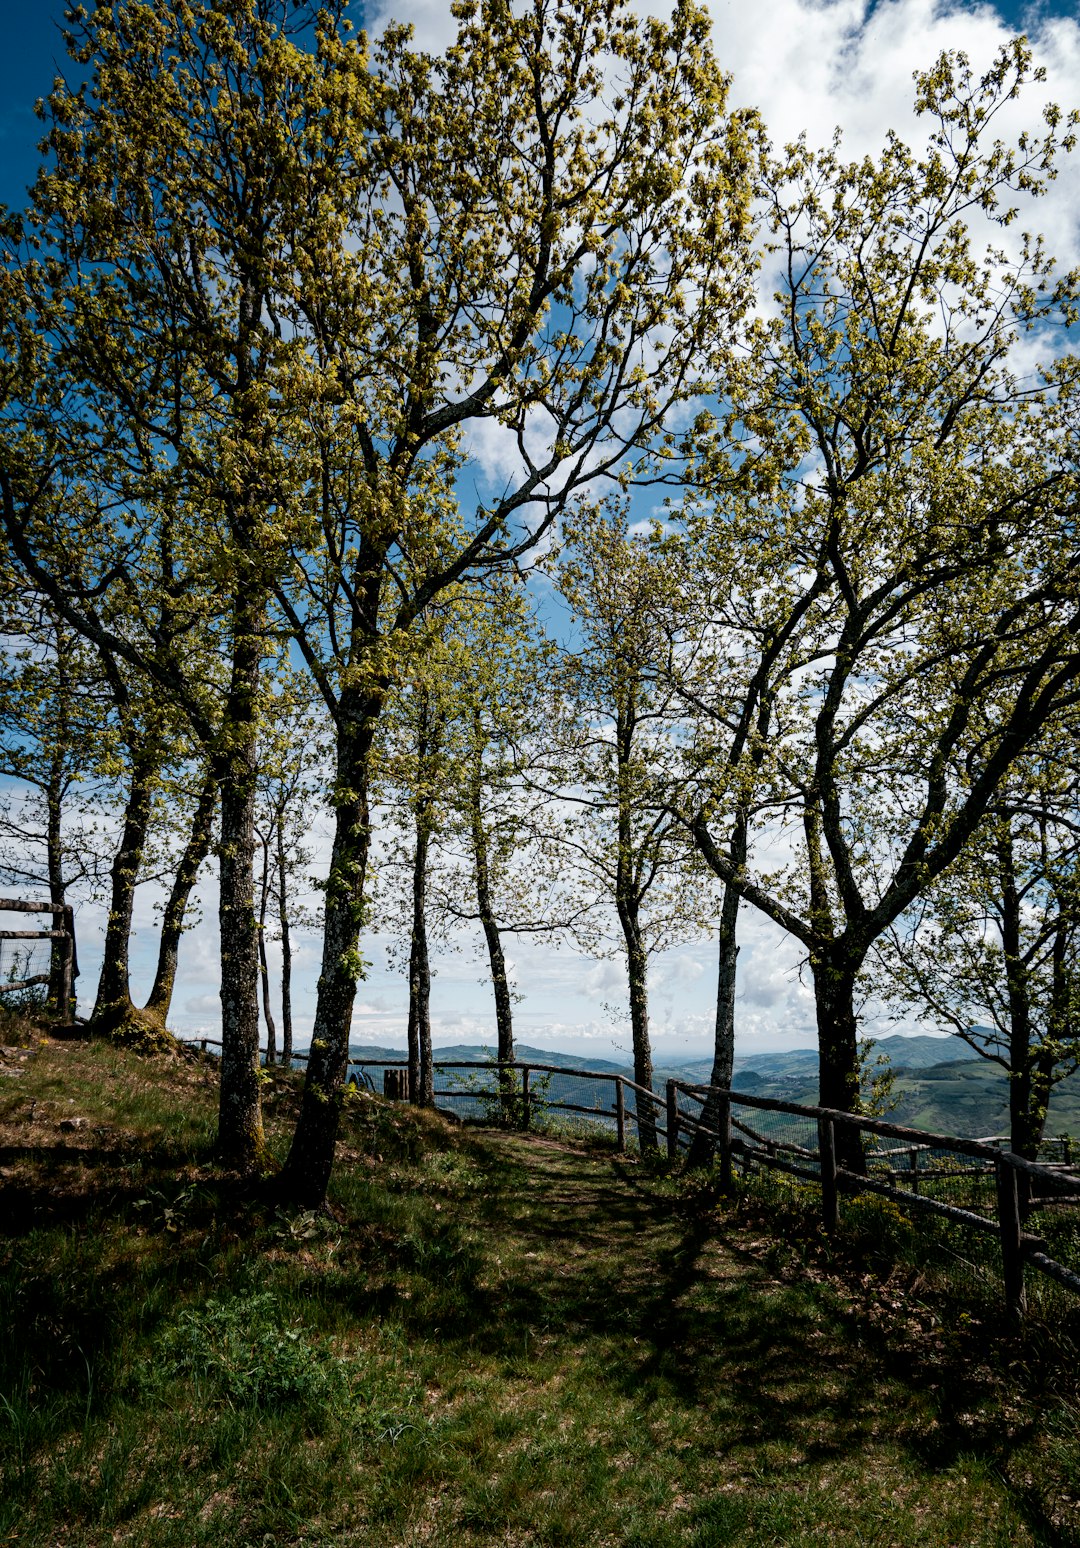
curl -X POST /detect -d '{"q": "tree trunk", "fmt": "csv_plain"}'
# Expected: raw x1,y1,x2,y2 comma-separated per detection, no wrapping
1010,1060,1049,1164
407,814,433,1107
278,703,379,1206
618,900,657,1154
479,902,514,1109
614,700,657,1154
214,596,267,1172
92,739,159,1034
406,690,438,1107
687,877,739,1167
470,727,514,1110
811,947,866,1174
143,767,217,1025
998,823,1046,1162
45,740,73,1020
277,818,293,1069
257,829,278,1067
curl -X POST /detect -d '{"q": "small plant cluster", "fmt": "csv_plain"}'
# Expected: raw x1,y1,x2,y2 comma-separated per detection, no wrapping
151,1288,432,1449
157,1293,347,1418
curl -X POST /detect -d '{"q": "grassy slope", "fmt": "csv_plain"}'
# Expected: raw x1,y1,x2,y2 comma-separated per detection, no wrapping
1,1033,1079,1547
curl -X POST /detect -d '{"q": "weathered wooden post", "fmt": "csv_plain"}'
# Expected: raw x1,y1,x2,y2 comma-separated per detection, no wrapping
818,1115,839,1234
666,1080,678,1160
615,1078,625,1153
56,904,75,1022
908,1147,919,1195
995,1155,1026,1321
384,1068,411,1101
521,1066,531,1130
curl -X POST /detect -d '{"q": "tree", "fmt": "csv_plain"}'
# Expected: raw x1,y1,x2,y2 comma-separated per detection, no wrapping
87,646,218,1042
275,0,759,1203
649,481,826,1163
0,592,115,1014
254,671,326,1068
374,634,456,1108
553,502,711,1152
884,763,1080,1159
376,580,579,1110
1,0,370,1167
432,581,587,1106
141,762,218,1031
681,44,1080,1160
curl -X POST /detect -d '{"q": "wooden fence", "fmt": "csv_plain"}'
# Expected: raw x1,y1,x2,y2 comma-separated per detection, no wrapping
183,1038,1080,1320
669,1079,1080,1322
0,897,75,1018
187,1042,674,1153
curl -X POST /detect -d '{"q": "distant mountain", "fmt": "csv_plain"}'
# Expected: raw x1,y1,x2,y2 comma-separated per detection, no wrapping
727,1033,980,1083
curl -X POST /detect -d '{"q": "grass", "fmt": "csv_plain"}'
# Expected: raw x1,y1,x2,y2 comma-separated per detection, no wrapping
1,1028,1079,1546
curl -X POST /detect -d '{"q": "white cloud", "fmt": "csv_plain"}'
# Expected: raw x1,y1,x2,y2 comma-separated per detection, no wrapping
184,993,221,1015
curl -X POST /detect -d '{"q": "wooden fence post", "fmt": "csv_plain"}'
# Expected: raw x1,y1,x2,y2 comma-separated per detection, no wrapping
818,1115,839,1234
383,1068,410,1102
59,905,75,1021
615,1078,625,1154
666,1080,678,1161
522,1067,531,1130
995,1155,1026,1321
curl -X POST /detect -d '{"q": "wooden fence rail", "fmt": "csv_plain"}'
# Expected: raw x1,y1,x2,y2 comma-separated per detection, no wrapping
0,897,75,1017
671,1078,1080,1320
184,1042,675,1149
180,1039,1079,1320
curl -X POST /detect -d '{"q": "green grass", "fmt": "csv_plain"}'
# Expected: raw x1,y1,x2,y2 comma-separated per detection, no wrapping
1,1035,1079,1546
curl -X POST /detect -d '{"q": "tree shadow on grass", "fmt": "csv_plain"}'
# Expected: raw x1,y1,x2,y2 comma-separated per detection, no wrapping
4,1119,1077,1546
372,1136,1078,1547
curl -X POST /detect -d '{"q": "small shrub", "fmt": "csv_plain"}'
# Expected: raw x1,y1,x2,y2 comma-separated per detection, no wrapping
153,1292,432,1445
157,1292,350,1418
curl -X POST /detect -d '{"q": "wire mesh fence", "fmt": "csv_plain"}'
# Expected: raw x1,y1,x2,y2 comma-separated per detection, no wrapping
0,935,52,996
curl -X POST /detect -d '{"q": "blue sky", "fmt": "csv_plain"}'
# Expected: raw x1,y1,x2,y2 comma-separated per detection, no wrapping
2,0,1079,1061
0,9,74,212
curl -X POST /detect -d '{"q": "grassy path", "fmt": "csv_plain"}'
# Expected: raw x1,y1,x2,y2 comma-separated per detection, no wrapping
384,1131,1063,1548
1,1040,1077,1546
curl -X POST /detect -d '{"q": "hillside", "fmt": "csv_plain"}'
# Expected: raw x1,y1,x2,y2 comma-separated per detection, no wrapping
728,1045,1080,1142
2,1030,1079,1546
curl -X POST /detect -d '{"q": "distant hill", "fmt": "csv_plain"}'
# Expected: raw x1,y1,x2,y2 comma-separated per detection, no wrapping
726,1044,1080,1143
729,1033,980,1082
